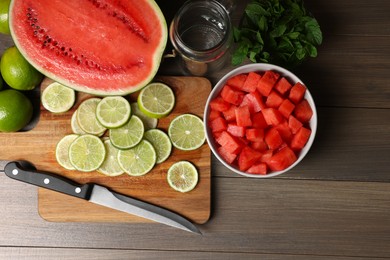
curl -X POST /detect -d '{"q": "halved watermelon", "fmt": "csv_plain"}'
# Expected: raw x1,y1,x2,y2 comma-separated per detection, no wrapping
9,0,167,95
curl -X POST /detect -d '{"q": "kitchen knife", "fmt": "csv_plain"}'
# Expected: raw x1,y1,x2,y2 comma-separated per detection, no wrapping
1,161,201,235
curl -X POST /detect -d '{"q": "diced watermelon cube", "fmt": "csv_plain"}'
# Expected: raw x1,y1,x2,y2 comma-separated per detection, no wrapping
265,127,284,150
235,106,252,127
251,140,268,152
238,146,263,171
275,121,293,144
260,150,273,163
245,128,264,142
217,146,237,164
209,116,227,133
288,115,303,134
291,127,311,150
262,108,285,126
216,131,243,154
210,97,230,112
221,84,245,105
267,146,297,171
266,91,284,108
256,70,280,96
294,99,313,123
247,162,268,175
209,109,221,121
274,77,292,95
222,105,236,122
242,71,261,92
240,91,265,113
226,73,247,90
252,112,268,129
227,124,246,137
278,99,295,119
289,82,306,104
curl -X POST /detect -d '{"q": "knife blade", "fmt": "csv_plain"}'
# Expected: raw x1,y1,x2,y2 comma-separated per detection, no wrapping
1,161,201,234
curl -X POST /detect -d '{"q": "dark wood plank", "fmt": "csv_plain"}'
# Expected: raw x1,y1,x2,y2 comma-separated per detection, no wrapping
0,174,389,258
0,247,383,260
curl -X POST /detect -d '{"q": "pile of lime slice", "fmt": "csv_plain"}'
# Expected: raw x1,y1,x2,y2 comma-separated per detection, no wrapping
50,82,204,192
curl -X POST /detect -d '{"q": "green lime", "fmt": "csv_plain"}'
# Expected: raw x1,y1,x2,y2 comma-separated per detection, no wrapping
144,129,172,164
117,140,156,176
130,102,158,130
55,134,79,170
0,46,43,91
167,161,199,193
137,82,175,119
168,114,206,151
0,89,33,132
76,98,107,135
96,96,131,128
0,0,10,35
71,109,87,135
69,134,106,172
41,82,75,113
109,115,144,149
98,139,125,177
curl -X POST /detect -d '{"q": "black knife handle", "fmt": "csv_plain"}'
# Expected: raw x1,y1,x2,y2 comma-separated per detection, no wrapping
4,161,93,200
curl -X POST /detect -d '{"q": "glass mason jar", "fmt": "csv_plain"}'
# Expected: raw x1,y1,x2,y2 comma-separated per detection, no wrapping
169,0,233,76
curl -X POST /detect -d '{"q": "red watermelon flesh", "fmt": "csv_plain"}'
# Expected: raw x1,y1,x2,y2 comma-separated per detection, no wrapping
9,0,167,95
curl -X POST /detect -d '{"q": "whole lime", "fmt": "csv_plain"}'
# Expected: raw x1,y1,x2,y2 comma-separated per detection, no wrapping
0,0,11,35
0,46,43,91
0,89,33,132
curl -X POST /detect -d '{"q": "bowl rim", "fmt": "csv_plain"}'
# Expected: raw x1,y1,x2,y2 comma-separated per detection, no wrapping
204,63,318,178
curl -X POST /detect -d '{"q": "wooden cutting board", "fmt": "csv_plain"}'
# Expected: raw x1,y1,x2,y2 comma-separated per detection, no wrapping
0,76,211,224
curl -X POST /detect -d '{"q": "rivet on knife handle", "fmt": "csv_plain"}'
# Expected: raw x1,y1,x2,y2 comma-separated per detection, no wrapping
4,161,93,200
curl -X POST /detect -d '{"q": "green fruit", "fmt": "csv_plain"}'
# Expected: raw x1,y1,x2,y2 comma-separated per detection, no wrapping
0,89,33,132
0,46,43,91
0,0,10,35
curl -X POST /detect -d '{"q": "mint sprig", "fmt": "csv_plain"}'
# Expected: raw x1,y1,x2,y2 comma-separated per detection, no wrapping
232,0,323,67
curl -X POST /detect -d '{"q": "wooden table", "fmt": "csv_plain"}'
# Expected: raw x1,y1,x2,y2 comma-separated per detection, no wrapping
1,0,389,259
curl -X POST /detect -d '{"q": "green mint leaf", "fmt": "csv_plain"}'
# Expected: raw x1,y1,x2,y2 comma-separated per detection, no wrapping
270,24,287,38
305,18,323,45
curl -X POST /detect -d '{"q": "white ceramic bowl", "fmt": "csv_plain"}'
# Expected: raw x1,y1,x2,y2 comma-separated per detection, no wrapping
204,63,317,178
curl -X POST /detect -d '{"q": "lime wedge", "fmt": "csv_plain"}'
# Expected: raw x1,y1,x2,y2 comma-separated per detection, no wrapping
98,139,125,176
168,114,206,151
41,82,75,113
77,98,107,135
55,134,79,170
69,134,106,172
96,96,131,129
167,161,199,193
71,109,87,135
137,82,175,119
109,115,144,149
144,129,172,164
130,102,158,130
117,140,156,176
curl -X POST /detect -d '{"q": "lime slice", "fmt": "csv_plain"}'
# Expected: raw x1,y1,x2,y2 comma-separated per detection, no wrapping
137,82,175,119
41,82,75,113
98,139,125,176
77,98,107,135
168,114,206,151
144,129,172,164
69,134,106,172
117,140,156,176
109,115,144,149
130,102,158,130
55,134,79,170
167,161,199,193
96,96,131,128
71,109,87,135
